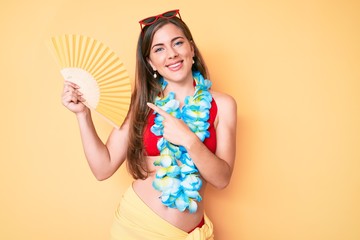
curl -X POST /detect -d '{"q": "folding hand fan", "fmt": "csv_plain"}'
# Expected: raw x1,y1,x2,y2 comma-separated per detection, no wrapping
48,34,132,128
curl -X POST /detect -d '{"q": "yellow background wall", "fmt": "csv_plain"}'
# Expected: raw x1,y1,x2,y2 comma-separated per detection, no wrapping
1,0,359,239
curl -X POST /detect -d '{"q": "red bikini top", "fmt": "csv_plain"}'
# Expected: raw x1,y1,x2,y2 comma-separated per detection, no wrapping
143,99,218,156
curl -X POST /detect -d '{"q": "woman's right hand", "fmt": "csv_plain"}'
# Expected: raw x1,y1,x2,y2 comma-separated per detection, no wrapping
61,81,88,114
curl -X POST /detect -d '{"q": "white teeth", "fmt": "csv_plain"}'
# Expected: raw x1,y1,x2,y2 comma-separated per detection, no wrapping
168,62,181,68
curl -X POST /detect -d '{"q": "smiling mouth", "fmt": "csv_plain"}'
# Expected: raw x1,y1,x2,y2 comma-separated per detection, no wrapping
166,61,183,71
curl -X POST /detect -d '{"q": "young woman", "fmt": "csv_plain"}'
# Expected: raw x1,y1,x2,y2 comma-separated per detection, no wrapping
62,9,237,240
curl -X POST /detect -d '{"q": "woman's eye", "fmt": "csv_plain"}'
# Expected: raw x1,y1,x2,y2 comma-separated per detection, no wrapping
174,41,183,46
154,47,164,53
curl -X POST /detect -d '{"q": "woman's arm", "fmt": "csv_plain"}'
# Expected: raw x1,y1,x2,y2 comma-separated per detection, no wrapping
147,92,237,189
62,81,129,181
76,111,129,180
184,92,237,189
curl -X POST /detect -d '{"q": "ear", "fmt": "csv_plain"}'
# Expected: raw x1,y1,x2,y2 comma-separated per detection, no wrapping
190,40,195,58
147,57,156,71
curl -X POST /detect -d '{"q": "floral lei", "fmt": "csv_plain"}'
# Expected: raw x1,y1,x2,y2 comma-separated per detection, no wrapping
150,71,213,213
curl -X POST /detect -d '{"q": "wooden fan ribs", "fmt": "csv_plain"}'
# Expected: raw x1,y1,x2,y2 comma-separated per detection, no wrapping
49,34,132,128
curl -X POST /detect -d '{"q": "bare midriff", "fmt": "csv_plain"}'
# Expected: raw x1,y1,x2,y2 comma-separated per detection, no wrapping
132,155,206,233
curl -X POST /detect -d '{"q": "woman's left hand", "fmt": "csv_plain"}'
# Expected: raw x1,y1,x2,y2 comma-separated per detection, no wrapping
147,102,195,146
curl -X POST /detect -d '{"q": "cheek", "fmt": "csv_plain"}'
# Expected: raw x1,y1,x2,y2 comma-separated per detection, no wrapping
149,54,165,67
184,46,194,58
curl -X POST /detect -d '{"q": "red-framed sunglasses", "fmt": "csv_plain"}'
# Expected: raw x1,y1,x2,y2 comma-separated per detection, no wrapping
139,9,182,31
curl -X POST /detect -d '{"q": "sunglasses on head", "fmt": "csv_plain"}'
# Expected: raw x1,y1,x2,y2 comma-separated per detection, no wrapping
139,9,182,32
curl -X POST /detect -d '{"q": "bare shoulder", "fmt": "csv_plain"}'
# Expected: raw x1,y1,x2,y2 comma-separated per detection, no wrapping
210,90,237,129
210,90,237,113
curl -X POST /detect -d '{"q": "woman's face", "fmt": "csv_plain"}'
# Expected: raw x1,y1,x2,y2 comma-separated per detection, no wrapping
147,23,194,84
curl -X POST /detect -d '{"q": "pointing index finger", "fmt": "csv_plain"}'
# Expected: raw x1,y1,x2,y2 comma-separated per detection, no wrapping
147,102,170,118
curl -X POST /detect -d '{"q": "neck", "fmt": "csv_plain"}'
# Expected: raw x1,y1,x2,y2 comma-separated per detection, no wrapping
163,78,194,105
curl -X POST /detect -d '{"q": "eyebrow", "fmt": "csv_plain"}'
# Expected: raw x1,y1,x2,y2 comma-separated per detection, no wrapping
151,36,185,50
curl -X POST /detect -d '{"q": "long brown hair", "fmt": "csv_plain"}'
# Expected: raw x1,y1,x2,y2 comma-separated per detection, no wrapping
127,16,209,179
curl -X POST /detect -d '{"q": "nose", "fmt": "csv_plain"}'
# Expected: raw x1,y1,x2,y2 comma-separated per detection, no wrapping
167,47,178,59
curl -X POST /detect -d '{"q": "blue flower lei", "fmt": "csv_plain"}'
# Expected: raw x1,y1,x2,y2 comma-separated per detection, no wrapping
150,71,213,213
